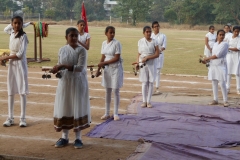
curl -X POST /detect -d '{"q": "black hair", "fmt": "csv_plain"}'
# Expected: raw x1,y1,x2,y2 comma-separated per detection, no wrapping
12,15,25,38
224,25,230,29
233,26,240,31
105,26,115,33
152,21,159,28
143,26,151,33
209,25,214,30
77,20,86,25
65,27,78,36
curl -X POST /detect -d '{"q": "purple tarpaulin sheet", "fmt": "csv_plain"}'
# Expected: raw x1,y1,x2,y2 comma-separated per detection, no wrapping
87,102,240,147
137,142,240,160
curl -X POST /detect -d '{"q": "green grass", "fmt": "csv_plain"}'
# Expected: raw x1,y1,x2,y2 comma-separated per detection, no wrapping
0,24,208,76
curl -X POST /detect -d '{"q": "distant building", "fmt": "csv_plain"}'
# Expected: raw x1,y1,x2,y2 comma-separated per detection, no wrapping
104,0,117,16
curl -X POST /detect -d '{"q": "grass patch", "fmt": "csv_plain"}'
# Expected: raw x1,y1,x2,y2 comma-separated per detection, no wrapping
0,24,208,76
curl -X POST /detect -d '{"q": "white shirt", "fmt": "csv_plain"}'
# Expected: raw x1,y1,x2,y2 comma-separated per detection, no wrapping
78,32,90,45
205,32,216,48
151,32,167,53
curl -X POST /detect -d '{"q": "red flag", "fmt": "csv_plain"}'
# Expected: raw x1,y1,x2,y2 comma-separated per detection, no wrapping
81,2,89,33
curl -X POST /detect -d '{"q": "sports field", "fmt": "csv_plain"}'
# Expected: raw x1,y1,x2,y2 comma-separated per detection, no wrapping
0,24,207,75
0,24,240,159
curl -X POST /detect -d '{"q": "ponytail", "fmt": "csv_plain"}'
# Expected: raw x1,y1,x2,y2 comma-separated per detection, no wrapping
15,27,25,38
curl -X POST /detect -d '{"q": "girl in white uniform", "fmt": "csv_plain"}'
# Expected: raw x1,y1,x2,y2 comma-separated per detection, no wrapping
1,16,29,127
151,21,167,94
77,20,90,50
204,26,216,57
223,25,232,42
203,30,229,107
52,28,91,149
137,26,160,108
225,26,240,94
96,26,123,121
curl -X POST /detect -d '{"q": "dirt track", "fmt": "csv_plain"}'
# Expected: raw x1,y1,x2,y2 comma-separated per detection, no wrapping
0,67,239,160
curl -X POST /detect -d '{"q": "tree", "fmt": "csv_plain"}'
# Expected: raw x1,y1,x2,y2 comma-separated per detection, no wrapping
150,0,172,22
212,0,240,25
114,0,154,25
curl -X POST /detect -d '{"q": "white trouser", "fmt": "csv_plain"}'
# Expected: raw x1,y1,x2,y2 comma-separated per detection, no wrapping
155,68,161,88
142,82,153,103
212,80,227,102
226,75,240,90
105,88,120,116
8,94,26,120
62,129,82,140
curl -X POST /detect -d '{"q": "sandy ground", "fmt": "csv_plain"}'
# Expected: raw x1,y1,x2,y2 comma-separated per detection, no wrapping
0,67,239,160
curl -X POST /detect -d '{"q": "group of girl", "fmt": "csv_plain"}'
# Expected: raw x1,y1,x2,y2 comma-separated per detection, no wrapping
1,17,166,148
204,25,240,107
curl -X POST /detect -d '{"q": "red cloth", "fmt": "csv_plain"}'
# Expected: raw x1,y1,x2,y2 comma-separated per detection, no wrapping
81,2,89,33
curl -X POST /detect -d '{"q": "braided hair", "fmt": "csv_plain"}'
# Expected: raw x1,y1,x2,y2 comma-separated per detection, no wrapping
11,15,26,38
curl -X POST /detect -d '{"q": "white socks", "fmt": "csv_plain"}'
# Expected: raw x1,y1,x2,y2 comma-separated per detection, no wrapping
226,75,240,90
155,68,161,88
8,94,26,119
142,82,153,103
62,129,69,139
105,88,120,116
62,130,82,140
20,94,26,119
8,95,14,119
212,80,227,102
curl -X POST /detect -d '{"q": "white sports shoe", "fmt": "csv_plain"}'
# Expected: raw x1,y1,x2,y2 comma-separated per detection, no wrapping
19,119,27,127
3,118,14,127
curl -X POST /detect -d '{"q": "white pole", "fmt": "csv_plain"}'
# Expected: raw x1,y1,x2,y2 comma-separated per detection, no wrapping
39,13,40,21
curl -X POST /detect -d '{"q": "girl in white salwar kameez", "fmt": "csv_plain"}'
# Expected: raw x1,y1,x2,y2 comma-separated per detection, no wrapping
203,30,229,107
52,28,91,149
225,26,240,94
77,20,90,50
204,26,216,57
223,25,232,42
1,16,29,127
151,21,167,95
137,26,160,108
96,26,123,121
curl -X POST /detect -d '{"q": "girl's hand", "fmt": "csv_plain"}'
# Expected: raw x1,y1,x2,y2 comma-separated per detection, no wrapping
95,70,101,77
142,57,148,63
98,62,105,68
51,65,60,74
135,65,139,71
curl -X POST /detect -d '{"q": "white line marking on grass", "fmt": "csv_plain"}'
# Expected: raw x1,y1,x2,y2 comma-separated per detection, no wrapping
0,134,128,147
0,114,99,125
0,100,127,111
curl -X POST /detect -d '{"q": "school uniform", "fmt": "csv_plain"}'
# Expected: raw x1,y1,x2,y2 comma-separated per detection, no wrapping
101,39,123,119
3,24,29,127
224,32,232,42
138,38,158,105
204,32,216,57
225,35,240,92
151,32,167,90
208,41,228,103
54,44,91,132
78,32,90,45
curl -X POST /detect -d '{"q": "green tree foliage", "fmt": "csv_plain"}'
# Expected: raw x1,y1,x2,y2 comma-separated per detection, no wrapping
149,0,171,22
114,0,153,25
180,0,215,25
212,0,240,25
